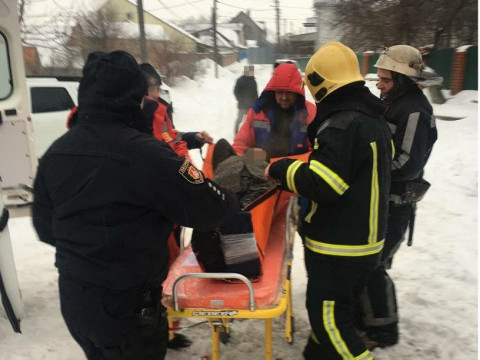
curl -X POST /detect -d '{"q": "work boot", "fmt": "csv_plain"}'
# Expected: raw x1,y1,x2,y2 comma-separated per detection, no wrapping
167,333,192,349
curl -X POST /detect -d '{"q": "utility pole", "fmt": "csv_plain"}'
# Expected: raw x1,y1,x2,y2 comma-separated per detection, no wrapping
275,0,280,58
212,0,218,78
137,0,148,62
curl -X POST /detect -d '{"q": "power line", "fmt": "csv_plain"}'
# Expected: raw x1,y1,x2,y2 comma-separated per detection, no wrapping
153,0,182,18
148,0,207,12
217,0,271,11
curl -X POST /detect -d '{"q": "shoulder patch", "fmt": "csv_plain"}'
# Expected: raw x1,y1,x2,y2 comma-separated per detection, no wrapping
179,159,204,184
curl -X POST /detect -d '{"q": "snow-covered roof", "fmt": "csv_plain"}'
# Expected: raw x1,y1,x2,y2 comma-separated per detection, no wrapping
198,32,232,49
81,21,169,41
218,28,241,47
183,24,212,33
183,23,246,48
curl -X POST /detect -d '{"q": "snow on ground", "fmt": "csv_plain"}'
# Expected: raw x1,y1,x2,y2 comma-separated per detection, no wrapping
0,60,477,359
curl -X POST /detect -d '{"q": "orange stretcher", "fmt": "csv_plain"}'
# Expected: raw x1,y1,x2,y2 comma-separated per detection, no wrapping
161,145,308,360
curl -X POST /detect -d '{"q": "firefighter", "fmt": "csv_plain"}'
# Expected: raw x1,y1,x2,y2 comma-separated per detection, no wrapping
358,45,438,349
265,42,393,360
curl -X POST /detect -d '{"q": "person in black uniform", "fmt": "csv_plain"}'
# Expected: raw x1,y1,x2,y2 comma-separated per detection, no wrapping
233,64,258,134
265,42,393,360
358,45,438,349
32,50,239,360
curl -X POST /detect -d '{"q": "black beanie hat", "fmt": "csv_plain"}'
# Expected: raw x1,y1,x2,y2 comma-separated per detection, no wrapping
139,63,162,87
78,50,148,117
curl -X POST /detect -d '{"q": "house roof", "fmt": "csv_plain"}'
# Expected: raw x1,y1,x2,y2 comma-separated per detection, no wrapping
183,23,245,48
80,21,169,41
288,32,317,42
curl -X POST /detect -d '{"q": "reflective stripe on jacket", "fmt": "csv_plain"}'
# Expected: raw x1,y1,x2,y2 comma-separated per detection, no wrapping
144,98,190,159
268,85,392,257
232,63,316,156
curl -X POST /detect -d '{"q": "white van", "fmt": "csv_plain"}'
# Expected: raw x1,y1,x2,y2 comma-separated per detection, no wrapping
26,77,79,158
26,77,173,158
0,0,30,331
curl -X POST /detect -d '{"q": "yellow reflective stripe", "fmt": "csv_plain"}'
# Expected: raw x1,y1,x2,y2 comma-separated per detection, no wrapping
311,331,320,344
368,142,379,244
323,301,353,359
286,160,303,194
314,138,319,150
309,160,349,195
391,139,395,159
305,237,384,257
355,350,374,360
304,201,317,223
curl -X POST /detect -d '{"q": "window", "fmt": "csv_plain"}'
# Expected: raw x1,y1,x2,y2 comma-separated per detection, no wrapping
0,32,13,100
30,87,75,113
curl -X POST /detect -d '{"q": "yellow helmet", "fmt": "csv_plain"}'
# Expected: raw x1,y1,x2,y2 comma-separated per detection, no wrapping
304,42,364,103
374,45,424,77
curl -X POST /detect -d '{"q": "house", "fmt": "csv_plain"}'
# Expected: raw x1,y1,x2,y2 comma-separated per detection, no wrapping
97,0,202,54
283,32,316,56
22,46,42,75
229,11,269,47
183,23,246,66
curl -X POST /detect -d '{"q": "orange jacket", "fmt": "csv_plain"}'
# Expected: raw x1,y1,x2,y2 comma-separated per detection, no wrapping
145,98,190,159
232,63,316,156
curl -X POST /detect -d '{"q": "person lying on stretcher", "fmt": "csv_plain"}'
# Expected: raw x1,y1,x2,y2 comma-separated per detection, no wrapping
191,139,276,280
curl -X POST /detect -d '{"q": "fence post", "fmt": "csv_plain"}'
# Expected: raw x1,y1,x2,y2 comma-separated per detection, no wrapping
362,51,374,77
450,48,467,95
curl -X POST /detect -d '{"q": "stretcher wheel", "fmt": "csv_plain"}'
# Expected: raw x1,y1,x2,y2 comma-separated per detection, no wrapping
219,331,230,344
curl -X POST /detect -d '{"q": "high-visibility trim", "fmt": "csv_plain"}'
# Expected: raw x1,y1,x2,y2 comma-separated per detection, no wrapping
286,160,303,194
305,237,384,257
401,112,419,155
309,160,349,195
314,138,319,150
368,142,379,244
355,350,374,360
311,331,320,344
323,301,354,359
391,140,395,159
392,152,410,169
304,201,317,223
253,119,271,131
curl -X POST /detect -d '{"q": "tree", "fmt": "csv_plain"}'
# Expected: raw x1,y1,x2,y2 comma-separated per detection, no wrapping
330,0,477,51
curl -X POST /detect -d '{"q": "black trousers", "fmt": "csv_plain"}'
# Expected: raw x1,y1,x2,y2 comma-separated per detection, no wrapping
359,203,413,330
303,250,377,360
59,275,168,360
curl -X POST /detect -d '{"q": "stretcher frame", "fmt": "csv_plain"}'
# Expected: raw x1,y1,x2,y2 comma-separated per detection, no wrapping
163,195,299,360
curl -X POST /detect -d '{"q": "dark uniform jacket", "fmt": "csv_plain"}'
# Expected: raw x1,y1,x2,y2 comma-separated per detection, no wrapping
269,84,392,257
234,75,258,110
384,86,437,203
32,53,239,291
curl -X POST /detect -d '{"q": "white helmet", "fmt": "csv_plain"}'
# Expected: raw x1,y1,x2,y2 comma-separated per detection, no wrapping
374,45,424,77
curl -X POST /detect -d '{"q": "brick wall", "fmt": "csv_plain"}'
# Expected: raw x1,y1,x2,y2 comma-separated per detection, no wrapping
450,50,467,95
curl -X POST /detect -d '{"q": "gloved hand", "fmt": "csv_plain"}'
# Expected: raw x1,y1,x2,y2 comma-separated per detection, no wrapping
195,131,213,144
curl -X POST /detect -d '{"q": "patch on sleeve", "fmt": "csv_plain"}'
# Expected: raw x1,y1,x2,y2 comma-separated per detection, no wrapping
178,159,204,184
